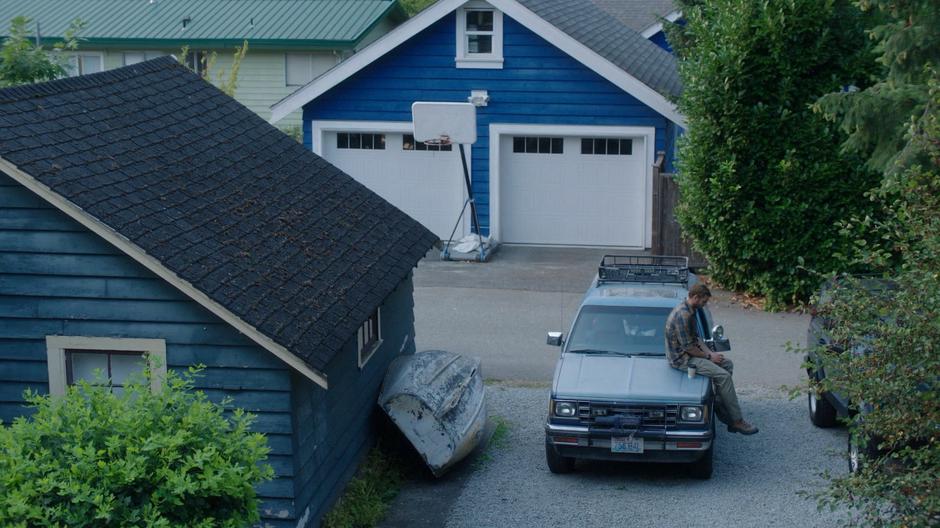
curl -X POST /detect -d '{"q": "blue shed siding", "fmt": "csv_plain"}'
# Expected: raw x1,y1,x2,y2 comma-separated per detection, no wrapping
290,274,416,527
303,13,675,237
0,174,297,527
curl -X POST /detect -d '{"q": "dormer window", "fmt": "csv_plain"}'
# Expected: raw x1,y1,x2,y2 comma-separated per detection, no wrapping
456,2,503,69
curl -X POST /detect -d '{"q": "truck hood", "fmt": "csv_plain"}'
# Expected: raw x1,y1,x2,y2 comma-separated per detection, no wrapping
553,354,709,403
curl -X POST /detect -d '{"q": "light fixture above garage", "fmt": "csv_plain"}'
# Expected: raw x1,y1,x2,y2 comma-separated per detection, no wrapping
468,90,489,107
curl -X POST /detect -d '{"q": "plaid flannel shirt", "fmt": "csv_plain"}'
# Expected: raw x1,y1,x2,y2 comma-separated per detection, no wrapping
665,299,697,368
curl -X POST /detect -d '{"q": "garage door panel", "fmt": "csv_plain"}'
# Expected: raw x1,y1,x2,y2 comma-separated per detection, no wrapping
323,131,463,240
500,135,646,247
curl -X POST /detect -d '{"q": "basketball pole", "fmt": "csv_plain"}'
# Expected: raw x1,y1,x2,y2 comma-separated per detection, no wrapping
458,143,481,235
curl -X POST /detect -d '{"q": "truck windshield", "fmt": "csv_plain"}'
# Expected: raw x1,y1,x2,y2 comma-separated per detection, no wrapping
566,305,672,356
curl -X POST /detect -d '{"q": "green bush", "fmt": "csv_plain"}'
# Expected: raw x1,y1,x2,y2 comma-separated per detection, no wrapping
0,367,273,527
807,2,940,525
670,0,882,307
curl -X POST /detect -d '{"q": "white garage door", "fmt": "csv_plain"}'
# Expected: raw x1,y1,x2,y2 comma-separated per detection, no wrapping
499,134,647,247
321,130,465,240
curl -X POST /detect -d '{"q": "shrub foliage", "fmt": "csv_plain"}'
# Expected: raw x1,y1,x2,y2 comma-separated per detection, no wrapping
809,1,940,526
0,368,273,527
670,0,882,307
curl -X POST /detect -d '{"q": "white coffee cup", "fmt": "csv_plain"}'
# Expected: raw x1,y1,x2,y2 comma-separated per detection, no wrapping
688,365,697,379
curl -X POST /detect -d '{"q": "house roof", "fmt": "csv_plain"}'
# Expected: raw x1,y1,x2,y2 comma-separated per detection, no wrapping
270,0,685,127
588,0,678,34
0,0,405,49
516,0,681,99
0,57,437,388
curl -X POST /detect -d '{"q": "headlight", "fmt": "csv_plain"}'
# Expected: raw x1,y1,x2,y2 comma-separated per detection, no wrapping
554,401,577,417
680,405,704,422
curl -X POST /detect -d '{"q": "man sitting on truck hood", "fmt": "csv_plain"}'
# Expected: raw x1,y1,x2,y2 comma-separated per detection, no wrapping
665,284,759,435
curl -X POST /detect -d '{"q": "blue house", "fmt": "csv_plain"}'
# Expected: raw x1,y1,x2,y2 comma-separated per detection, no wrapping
0,58,437,527
271,0,685,249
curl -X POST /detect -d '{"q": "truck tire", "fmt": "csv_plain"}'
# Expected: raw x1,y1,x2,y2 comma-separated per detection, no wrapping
545,438,575,474
808,373,838,428
689,443,714,479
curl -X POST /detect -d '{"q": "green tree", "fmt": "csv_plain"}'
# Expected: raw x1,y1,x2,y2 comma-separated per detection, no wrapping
0,16,84,86
0,367,274,527
670,0,882,307
178,41,249,98
809,1,940,525
400,0,436,16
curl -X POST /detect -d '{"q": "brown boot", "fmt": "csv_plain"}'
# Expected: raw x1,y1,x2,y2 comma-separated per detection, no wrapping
728,420,759,435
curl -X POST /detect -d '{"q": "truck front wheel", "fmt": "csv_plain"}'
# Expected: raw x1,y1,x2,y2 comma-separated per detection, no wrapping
545,438,575,474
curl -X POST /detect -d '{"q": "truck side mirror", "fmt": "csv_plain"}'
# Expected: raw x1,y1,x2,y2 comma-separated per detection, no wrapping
711,325,724,340
547,332,564,346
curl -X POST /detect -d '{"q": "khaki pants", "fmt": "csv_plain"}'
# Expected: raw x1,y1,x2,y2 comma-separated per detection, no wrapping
683,357,743,424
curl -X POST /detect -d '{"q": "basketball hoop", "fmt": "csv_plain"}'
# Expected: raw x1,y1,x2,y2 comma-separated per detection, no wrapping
411,101,489,260
422,134,452,147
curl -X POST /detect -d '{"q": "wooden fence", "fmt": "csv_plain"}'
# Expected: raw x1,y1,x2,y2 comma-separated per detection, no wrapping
651,153,708,269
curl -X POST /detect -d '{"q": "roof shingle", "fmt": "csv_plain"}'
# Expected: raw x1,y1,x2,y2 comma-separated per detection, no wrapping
0,57,437,373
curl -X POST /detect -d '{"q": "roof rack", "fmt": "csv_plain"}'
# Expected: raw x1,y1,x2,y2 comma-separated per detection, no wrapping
597,255,689,285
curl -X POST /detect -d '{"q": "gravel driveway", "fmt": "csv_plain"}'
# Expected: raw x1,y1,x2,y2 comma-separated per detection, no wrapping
444,385,845,528
380,248,848,528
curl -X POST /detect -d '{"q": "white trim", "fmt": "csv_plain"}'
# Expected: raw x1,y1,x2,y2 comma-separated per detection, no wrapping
45,336,167,395
455,2,504,69
357,307,382,368
0,157,329,390
66,51,105,76
641,9,683,39
488,123,655,248
269,0,685,128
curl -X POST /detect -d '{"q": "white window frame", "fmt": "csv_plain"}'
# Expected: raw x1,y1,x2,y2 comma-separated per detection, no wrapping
66,52,104,77
356,308,382,368
456,1,503,69
123,51,166,66
45,336,167,395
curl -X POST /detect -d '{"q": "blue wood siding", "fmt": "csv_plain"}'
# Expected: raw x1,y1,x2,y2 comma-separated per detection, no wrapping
649,30,672,53
290,274,416,527
0,173,296,527
303,13,676,236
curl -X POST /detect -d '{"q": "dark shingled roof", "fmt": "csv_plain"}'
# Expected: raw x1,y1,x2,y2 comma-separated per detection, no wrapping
0,57,437,373
516,0,681,99
589,0,678,33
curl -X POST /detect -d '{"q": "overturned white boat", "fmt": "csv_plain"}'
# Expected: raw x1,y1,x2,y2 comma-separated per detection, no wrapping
378,350,487,476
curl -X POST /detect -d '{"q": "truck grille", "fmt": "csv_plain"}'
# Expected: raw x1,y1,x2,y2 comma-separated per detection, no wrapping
577,402,678,427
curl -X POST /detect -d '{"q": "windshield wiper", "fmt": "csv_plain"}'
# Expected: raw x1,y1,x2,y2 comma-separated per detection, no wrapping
567,349,631,356
626,352,665,357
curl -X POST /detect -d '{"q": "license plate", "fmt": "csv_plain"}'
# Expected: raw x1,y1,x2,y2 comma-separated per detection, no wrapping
611,436,644,453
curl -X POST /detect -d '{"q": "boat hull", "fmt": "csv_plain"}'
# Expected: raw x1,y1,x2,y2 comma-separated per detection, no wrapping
379,350,487,476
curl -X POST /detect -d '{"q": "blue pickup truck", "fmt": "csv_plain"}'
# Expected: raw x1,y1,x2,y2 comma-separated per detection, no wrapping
544,256,729,479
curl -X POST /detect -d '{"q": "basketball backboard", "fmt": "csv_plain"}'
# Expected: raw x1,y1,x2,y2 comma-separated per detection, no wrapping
412,102,477,145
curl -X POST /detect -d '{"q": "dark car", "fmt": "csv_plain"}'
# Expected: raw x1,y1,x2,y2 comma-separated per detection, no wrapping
805,277,896,472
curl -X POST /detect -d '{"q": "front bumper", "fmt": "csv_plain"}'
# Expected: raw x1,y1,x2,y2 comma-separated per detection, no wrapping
545,422,713,463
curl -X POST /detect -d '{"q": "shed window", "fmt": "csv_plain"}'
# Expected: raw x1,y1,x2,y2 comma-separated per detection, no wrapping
337,132,386,150
45,336,166,395
456,2,503,69
123,51,166,66
357,308,382,368
581,138,633,156
512,136,563,154
403,134,453,151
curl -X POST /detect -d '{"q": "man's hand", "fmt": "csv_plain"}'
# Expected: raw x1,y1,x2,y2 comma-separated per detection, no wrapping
709,351,725,364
